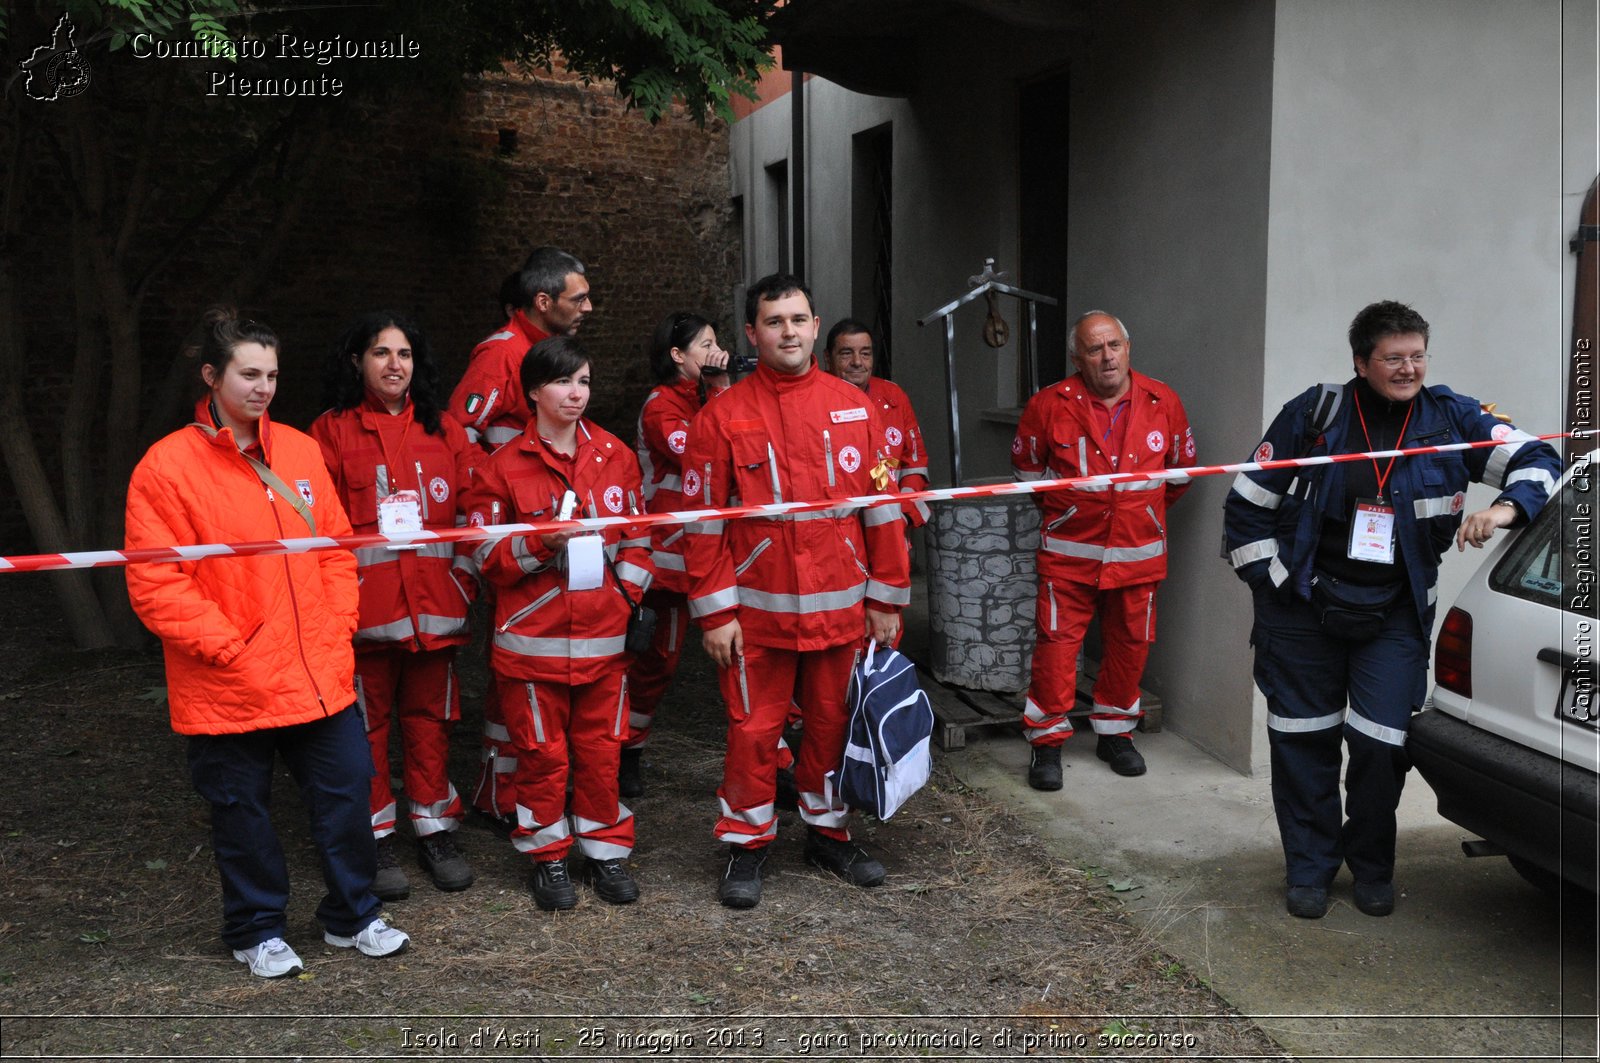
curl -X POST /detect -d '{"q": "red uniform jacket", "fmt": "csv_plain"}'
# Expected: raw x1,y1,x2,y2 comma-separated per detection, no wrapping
125,404,358,735
460,419,654,683
310,395,478,651
683,361,911,650
863,376,930,527
447,310,551,449
1011,370,1196,588
635,377,714,595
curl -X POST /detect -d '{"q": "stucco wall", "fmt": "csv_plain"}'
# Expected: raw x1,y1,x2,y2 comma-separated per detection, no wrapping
1065,0,1277,772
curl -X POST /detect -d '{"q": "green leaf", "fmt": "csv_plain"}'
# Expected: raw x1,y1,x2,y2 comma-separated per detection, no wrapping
1107,878,1141,893
136,687,168,705
78,930,109,944
145,859,168,870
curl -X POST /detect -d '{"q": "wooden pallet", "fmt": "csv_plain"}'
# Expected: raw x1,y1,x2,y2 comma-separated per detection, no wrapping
918,656,1164,751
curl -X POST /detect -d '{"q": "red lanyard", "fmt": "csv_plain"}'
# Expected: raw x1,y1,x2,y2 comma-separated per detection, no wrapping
1352,392,1413,502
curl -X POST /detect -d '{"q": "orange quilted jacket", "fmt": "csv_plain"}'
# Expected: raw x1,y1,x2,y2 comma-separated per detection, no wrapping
125,405,359,735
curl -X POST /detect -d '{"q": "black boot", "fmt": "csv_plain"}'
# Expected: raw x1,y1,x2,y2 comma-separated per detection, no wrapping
1027,744,1063,791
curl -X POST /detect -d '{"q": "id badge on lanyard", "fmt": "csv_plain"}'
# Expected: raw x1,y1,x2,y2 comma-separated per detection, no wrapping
1348,497,1396,564
378,489,424,535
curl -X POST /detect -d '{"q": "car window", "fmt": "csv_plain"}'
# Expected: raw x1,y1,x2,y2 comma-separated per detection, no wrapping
1488,472,1591,610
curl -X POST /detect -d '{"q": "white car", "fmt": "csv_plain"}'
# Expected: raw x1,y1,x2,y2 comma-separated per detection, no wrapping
1409,450,1598,895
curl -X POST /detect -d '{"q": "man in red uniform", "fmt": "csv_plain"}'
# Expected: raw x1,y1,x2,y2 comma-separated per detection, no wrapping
447,246,591,825
823,319,930,527
684,275,911,909
1011,311,1196,787
449,246,591,450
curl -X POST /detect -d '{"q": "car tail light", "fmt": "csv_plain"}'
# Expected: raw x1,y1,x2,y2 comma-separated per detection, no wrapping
1436,606,1472,698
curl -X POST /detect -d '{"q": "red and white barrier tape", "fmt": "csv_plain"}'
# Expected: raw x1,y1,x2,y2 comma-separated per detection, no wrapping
1,430,1585,574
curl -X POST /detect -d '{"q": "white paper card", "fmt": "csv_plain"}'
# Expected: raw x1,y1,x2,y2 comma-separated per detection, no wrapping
378,490,423,535
566,534,605,590
1348,500,1396,564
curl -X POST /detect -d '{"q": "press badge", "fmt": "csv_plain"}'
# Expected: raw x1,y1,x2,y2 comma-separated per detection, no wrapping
1348,498,1396,564
378,489,424,535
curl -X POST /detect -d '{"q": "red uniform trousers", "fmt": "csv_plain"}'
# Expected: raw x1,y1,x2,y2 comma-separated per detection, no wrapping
471,668,517,819
500,668,634,861
715,642,859,848
1024,579,1157,745
621,589,688,749
353,645,463,838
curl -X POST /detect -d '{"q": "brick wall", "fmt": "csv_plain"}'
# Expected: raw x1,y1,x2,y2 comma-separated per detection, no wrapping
1,66,740,555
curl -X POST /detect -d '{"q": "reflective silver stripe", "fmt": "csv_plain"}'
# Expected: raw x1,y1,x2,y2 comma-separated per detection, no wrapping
512,535,545,574
1483,430,1538,487
1014,468,1049,482
527,684,545,744
483,721,510,742
410,785,462,835
717,795,776,828
1145,504,1165,536
1347,712,1407,747
734,538,772,576
689,586,741,617
1078,437,1088,475
1505,466,1555,496
1268,557,1288,586
866,580,911,606
484,424,519,445
739,583,867,614
615,560,652,591
1068,479,1111,493
796,790,848,828
487,330,515,341
767,442,783,502
861,504,901,527
489,754,516,773
511,813,570,854
619,535,651,550
498,586,560,633
1267,709,1345,733
1047,581,1057,631
575,833,632,861
353,541,455,567
464,426,481,445
1230,474,1283,510
657,473,683,493
495,632,629,657
1229,538,1279,569
737,654,751,717
763,506,853,522
371,799,397,834
355,613,469,643
1413,495,1459,519
687,519,726,535
1091,699,1141,719
653,553,686,572
662,528,685,547
901,463,929,478
1043,537,1166,564
1115,478,1165,493
1021,696,1073,740
1163,471,1192,485
823,430,835,488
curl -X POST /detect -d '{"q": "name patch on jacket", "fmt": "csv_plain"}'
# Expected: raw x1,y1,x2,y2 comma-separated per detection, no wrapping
830,408,868,424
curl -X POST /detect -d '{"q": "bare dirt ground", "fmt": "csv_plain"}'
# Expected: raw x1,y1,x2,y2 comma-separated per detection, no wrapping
0,575,1291,1061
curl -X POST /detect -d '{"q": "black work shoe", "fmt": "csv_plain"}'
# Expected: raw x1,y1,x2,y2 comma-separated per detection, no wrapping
586,857,641,904
1286,885,1329,919
774,767,799,811
1027,745,1063,791
417,831,474,892
1353,881,1395,917
530,858,578,911
470,808,515,838
1096,733,1147,777
718,845,768,908
618,748,645,799
372,836,410,901
804,830,886,887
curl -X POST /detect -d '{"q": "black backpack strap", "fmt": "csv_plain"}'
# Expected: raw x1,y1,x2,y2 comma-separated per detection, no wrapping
1309,383,1344,439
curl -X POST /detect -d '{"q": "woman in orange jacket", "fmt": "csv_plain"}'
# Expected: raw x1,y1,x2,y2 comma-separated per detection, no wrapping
459,336,654,911
621,311,731,795
311,312,479,900
124,309,409,979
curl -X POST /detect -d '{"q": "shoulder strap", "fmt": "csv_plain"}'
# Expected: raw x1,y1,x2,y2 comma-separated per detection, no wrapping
190,423,316,536
1300,383,1344,457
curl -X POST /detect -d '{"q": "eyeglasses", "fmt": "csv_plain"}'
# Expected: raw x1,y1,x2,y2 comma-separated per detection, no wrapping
1371,353,1429,369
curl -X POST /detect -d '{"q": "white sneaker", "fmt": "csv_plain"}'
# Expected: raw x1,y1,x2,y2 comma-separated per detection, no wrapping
323,917,410,958
231,937,304,978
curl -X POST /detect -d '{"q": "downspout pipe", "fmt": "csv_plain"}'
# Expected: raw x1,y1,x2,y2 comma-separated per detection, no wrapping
791,68,806,283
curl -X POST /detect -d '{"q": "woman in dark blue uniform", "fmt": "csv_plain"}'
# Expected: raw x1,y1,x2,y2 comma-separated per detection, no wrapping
1224,301,1562,919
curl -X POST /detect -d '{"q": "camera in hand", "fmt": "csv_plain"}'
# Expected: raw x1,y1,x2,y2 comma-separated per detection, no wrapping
702,354,759,376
